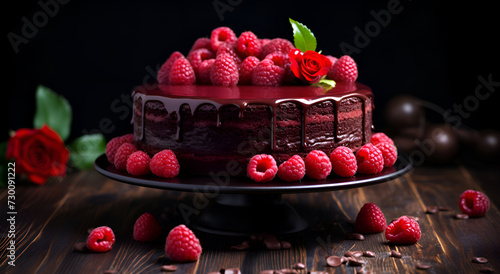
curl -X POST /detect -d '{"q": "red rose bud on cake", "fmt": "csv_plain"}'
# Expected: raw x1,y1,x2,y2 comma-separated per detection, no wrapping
305,150,332,180
328,55,358,83
375,142,398,167
330,146,357,177
247,154,278,183
6,124,70,185
165,225,202,262
385,216,421,244
150,149,180,178
289,49,333,84
278,155,306,181
87,226,116,252
354,203,387,234
133,212,162,242
459,189,490,217
356,143,384,174
370,132,394,145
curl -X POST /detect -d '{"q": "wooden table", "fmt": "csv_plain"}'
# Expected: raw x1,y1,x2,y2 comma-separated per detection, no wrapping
1,160,499,273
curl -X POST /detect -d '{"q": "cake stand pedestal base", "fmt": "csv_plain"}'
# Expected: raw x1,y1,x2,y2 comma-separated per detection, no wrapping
191,193,308,236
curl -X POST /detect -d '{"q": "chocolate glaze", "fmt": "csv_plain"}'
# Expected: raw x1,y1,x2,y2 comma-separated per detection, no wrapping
132,82,374,175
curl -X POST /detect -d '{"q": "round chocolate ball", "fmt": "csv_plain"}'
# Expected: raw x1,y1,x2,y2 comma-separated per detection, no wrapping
384,95,425,129
423,124,459,164
475,130,500,161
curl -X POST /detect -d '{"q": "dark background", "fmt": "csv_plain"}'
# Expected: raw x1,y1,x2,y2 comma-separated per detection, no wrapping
4,0,499,143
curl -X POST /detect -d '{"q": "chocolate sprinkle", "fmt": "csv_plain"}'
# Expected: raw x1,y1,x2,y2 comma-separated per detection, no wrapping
472,257,489,264
326,255,344,267
160,265,177,272
346,233,365,240
346,257,365,266
363,251,376,257
280,240,292,249
230,241,251,251
390,250,402,258
455,213,469,220
426,206,438,214
415,263,432,270
292,262,306,269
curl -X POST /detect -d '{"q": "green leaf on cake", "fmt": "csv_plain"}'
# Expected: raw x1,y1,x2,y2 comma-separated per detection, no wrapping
313,79,336,91
289,18,317,52
33,85,72,141
68,133,106,170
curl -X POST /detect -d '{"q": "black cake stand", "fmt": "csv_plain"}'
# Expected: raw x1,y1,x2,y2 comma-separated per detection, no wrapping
94,154,412,236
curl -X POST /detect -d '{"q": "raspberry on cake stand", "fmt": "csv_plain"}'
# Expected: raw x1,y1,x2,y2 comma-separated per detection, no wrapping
94,153,411,236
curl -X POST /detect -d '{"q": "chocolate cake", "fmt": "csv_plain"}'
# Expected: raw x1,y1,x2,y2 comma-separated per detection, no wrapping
132,82,373,175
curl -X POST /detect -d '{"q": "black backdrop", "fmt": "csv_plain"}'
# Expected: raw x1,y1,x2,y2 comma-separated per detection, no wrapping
4,0,499,142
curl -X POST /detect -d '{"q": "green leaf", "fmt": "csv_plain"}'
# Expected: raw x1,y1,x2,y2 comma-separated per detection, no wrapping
289,18,317,52
33,85,72,141
68,134,106,170
313,79,336,91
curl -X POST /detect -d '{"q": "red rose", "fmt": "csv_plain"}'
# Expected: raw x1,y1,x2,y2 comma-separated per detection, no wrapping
6,124,70,185
289,49,333,84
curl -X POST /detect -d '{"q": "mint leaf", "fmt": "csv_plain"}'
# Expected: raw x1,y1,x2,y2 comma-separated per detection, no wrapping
33,85,72,141
289,18,317,52
69,134,106,170
313,79,336,91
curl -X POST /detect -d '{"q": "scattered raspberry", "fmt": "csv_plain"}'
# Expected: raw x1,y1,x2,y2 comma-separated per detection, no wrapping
105,134,133,164
169,57,196,85
247,154,278,183
126,151,151,176
86,226,116,252
150,149,180,178
371,132,394,145
277,155,305,181
133,212,162,242
210,52,239,86
330,146,357,177
187,48,214,77
354,203,387,234
259,38,295,59
328,55,358,82
189,37,213,54
305,150,332,180
165,225,202,262
239,56,260,85
252,59,286,86
197,59,215,84
236,31,262,57
459,189,490,217
211,26,237,51
356,143,384,174
375,142,398,167
157,51,184,84
385,216,421,244
114,143,137,170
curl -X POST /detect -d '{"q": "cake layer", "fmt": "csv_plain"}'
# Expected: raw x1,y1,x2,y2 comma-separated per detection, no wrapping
132,83,373,175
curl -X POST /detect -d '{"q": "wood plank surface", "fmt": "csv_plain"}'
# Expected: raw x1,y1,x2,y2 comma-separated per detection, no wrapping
1,163,499,274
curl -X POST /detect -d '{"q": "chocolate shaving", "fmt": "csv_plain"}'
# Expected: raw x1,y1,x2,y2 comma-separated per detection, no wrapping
472,257,488,264
292,262,305,269
455,213,469,220
426,206,438,214
390,250,402,258
363,251,376,257
326,255,344,267
346,233,365,240
415,263,432,270
160,265,177,272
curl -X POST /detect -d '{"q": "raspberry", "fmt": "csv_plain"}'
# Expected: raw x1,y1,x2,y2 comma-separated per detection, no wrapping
375,142,398,167
114,143,137,170
236,31,262,57
277,155,305,181
247,154,278,183
216,43,242,65
86,226,116,252
150,149,180,178
133,212,162,242
371,132,394,145
157,51,184,84
210,52,239,86
187,48,214,78
211,26,237,51
197,59,215,84
260,38,271,47
252,59,286,86
328,55,358,82
126,151,151,176
385,216,421,244
105,134,134,164
354,203,387,234
356,143,384,174
238,56,260,85
259,38,295,59
169,57,196,85
165,225,202,262
189,37,213,54
305,150,332,180
330,146,357,177
459,189,490,217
